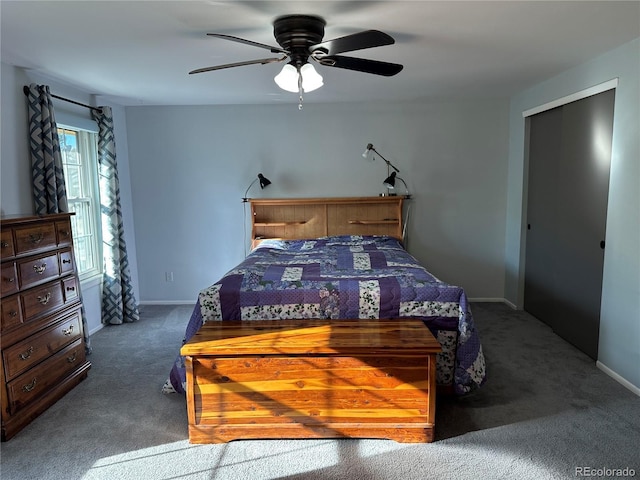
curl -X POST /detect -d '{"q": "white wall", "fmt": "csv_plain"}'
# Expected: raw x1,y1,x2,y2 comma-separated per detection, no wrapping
1,64,32,214
125,99,509,303
504,38,640,390
0,63,140,335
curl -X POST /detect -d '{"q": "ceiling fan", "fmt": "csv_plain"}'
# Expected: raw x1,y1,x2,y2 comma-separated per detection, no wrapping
189,14,403,105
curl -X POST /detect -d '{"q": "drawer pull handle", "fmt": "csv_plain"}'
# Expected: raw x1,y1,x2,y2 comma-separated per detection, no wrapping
33,264,47,274
62,259,72,264
67,353,78,363
1,241,8,248
22,378,37,392
37,292,51,304
19,346,34,360
29,233,44,244
62,325,74,336
60,230,70,237
66,286,76,292
9,310,18,317
4,276,15,283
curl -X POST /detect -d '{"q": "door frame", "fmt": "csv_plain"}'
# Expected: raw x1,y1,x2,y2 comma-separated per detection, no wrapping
516,78,618,309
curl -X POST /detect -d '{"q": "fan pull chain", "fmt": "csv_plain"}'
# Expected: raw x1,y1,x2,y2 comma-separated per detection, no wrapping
298,69,304,110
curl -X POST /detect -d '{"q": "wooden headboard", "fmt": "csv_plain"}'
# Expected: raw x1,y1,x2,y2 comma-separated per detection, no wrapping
250,196,405,248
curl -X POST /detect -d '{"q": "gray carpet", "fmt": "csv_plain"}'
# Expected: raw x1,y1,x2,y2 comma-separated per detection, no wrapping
1,303,638,480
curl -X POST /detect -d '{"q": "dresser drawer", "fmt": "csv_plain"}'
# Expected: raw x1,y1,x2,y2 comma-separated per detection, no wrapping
18,252,60,289
1,229,15,258
3,310,82,381
62,277,79,303
59,249,75,275
21,280,65,321
1,263,18,296
56,220,73,247
6,339,86,415
1,295,23,331
13,223,57,255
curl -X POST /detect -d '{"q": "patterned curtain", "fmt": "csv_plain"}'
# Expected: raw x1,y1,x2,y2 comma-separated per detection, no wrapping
26,83,91,353
91,107,140,325
26,84,68,214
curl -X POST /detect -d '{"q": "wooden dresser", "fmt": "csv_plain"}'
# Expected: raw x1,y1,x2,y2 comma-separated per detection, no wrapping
1,213,91,441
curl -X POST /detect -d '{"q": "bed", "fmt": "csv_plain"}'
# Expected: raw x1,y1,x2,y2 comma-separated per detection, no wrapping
164,197,486,442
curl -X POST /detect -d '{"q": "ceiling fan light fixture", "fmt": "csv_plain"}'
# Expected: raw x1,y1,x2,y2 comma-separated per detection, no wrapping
274,64,297,92
299,63,323,92
274,62,323,93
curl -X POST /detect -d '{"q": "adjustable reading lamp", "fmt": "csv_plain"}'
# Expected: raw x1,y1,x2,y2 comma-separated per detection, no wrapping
362,143,400,174
242,173,271,203
383,171,411,198
362,144,410,198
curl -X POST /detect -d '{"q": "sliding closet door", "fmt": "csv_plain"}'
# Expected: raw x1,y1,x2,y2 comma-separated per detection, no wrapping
524,89,615,360
524,107,562,326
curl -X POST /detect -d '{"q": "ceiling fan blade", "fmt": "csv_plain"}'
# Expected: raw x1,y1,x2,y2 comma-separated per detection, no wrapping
319,55,403,77
206,33,288,54
189,57,287,75
310,30,394,56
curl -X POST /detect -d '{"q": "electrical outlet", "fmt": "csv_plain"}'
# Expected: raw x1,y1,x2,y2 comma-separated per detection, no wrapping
165,271,174,282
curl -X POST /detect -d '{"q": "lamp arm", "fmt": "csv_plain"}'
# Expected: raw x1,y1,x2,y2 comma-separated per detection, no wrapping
397,176,411,198
242,177,259,202
371,147,400,173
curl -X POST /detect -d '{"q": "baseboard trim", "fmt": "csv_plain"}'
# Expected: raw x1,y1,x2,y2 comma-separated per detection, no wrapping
88,324,104,336
469,298,518,309
503,299,518,310
596,361,640,397
138,300,195,306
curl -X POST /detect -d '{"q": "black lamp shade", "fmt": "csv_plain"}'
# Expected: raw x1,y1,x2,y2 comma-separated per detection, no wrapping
383,171,397,188
258,173,271,189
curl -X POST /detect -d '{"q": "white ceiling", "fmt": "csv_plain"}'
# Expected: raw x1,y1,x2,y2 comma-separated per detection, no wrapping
2,1,639,106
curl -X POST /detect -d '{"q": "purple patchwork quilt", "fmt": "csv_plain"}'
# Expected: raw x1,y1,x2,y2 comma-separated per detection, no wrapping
163,235,486,395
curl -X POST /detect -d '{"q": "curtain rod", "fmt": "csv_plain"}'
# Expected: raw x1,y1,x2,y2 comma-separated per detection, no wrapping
22,85,101,113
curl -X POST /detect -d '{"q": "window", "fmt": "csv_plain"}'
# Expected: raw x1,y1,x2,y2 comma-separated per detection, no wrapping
58,127,102,281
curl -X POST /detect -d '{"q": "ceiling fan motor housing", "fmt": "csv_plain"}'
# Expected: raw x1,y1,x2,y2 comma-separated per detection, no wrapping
274,15,326,66
189,15,402,79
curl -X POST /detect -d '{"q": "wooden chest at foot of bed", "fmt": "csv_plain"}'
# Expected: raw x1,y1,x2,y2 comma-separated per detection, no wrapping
180,319,441,444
